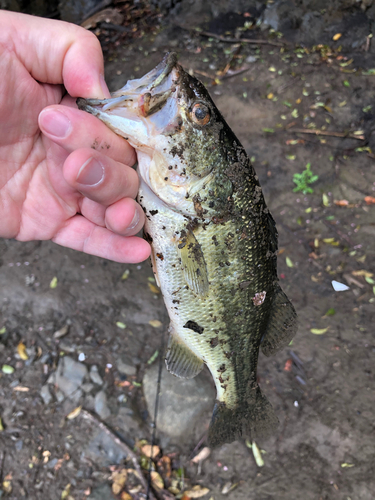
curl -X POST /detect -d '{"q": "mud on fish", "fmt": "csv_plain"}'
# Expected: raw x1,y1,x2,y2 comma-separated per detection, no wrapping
77,53,298,447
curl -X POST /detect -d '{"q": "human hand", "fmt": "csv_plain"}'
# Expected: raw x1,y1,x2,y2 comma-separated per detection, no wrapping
0,11,150,263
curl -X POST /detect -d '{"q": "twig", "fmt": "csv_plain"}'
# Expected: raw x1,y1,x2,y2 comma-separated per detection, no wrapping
287,128,365,140
81,409,156,500
199,30,285,47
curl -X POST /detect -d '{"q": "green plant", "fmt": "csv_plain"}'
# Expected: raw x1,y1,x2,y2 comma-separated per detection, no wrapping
292,163,319,194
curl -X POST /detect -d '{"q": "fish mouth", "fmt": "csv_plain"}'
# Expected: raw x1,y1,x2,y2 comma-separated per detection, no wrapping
77,52,181,145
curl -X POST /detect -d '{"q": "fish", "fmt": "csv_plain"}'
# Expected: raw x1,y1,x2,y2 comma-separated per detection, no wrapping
77,53,298,447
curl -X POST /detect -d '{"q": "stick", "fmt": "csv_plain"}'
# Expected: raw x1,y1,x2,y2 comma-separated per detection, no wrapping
287,128,365,140
199,30,285,47
81,409,157,500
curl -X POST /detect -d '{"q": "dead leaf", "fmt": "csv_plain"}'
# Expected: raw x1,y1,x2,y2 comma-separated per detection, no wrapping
310,328,328,335
120,492,132,500
13,386,30,392
364,196,375,205
251,441,264,467
151,471,164,490
183,485,210,498
352,270,373,278
81,8,124,30
333,33,342,41
141,444,160,459
157,455,172,479
148,283,160,294
17,342,28,360
334,199,349,206
111,469,128,496
149,320,162,328
191,447,211,463
54,324,70,339
66,406,82,420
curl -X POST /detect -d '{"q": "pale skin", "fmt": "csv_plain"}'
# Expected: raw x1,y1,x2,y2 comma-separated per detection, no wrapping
0,11,151,263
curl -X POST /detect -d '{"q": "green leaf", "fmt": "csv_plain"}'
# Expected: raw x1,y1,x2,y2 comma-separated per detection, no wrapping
283,100,292,108
147,350,159,365
322,193,330,207
262,128,274,133
365,276,375,285
0,327,6,335
50,276,58,289
325,308,336,316
116,321,126,329
310,328,328,335
343,80,350,87
2,364,15,374
286,257,294,268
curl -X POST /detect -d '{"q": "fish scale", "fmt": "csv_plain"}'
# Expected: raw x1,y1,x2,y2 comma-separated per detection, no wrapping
77,52,298,447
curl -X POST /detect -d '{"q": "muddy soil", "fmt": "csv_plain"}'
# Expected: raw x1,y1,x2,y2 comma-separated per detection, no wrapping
1,10,375,500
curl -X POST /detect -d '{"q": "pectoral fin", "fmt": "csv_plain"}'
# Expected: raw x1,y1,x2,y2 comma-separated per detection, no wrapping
165,331,204,379
177,228,209,297
261,285,298,356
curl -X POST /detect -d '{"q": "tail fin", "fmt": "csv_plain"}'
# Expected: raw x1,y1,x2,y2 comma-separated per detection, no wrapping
208,386,279,448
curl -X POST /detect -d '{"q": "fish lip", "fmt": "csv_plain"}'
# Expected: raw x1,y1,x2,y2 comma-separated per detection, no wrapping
76,52,179,116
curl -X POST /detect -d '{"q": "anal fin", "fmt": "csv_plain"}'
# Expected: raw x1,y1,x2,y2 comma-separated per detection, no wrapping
261,285,298,357
165,331,204,379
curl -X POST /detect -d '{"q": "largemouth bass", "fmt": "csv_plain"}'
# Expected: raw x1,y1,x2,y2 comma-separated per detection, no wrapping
77,53,297,447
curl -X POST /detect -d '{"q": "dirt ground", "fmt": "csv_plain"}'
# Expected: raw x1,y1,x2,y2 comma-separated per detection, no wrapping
1,8,375,500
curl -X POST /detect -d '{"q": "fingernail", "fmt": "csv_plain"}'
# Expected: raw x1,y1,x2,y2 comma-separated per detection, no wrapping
76,157,104,185
39,110,71,138
127,209,140,231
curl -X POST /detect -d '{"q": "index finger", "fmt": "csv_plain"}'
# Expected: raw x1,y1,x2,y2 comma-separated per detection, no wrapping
2,11,109,99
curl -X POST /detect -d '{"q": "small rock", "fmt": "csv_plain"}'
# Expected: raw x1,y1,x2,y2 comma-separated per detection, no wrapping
55,390,65,403
81,383,94,393
117,359,136,376
246,55,258,63
88,483,116,500
95,390,111,420
55,356,88,398
90,365,103,385
40,384,53,405
83,430,128,467
143,364,215,441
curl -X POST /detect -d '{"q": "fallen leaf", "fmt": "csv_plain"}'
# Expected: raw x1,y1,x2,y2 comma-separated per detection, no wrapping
324,308,336,316
116,321,126,329
120,492,132,500
341,463,355,468
17,342,28,360
66,406,82,420
284,359,292,372
0,416,3,431
310,328,328,335
121,269,130,280
151,471,164,490
50,276,58,289
334,199,349,206
61,483,71,500
13,386,30,392
252,441,264,467
352,270,373,278
322,193,330,207
267,92,274,99
148,283,161,294
149,320,162,328
111,469,128,495
54,324,70,339
286,256,294,268
0,326,6,334
221,481,239,494
2,480,12,494
141,444,160,459
2,364,14,374
333,33,342,41
147,350,159,365
191,447,211,463
364,196,375,205
183,485,210,498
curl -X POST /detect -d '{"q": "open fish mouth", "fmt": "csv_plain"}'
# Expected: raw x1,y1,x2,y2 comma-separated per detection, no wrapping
77,52,181,145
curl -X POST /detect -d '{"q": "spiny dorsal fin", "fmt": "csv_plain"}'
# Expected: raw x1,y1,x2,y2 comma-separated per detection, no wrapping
177,228,209,297
261,285,298,357
165,332,204,379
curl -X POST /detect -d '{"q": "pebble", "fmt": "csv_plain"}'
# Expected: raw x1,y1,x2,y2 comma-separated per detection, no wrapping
95,390,111,420
116,358,136,376
81,383,94,393
55,356,88,398
40,384,53,405
90,365,103,385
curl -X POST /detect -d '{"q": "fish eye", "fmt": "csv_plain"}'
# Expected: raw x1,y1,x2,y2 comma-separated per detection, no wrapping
191,103,210,126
